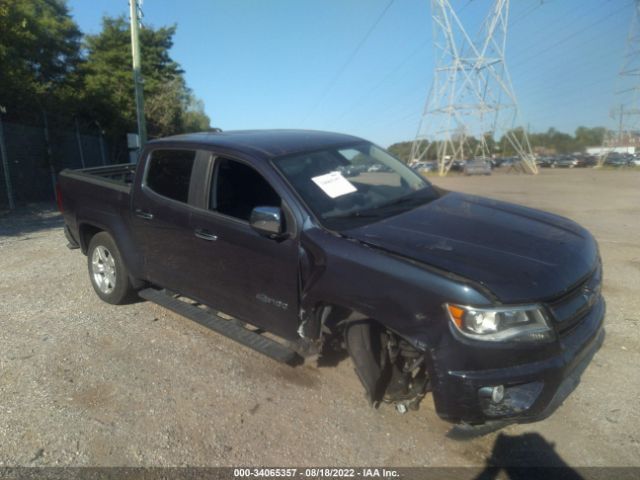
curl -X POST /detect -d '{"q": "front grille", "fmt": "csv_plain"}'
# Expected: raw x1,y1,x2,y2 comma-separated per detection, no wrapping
546,262,602,334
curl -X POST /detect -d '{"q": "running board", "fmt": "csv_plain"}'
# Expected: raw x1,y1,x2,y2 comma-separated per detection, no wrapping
138,288,299,364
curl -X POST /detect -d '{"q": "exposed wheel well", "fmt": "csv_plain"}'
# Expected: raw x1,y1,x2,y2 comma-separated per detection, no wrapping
340,316,431,409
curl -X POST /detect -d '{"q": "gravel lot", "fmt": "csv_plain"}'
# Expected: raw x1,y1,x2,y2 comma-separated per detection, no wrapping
0,168,639,468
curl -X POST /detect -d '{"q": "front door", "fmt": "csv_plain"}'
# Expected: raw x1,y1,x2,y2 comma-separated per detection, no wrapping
187,157,300,340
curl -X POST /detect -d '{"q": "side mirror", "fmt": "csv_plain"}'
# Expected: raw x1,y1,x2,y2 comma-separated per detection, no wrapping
250,206,284,237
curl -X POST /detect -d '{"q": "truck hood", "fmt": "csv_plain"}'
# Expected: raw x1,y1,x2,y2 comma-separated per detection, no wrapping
343,192,598,303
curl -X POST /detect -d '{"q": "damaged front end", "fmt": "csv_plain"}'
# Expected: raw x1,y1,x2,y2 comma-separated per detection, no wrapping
344,321,430,413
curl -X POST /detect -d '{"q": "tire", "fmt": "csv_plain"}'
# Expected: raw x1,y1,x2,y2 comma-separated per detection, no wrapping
87,232,135,305
345,321,388,404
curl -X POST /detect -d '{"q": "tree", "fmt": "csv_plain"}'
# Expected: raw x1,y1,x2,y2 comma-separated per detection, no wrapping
483,132,496,156
387,141,414,163
146,78,211,136
0,0,82,119
182,97,212,133
145,78,187,138
574,126,606,149
81,15,210,158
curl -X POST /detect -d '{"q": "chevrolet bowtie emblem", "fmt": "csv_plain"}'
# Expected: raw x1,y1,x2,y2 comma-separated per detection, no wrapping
582,285,599,307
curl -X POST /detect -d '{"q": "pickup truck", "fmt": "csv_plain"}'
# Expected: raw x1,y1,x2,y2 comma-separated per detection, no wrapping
58,130,605,426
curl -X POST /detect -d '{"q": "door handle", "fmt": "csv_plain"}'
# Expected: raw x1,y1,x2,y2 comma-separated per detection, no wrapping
135,209,154,220
194,229,218,241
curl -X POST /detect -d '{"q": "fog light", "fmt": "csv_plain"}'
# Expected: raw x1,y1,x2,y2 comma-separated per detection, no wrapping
479,381,544,418
491,385,505,403
479,385,505,403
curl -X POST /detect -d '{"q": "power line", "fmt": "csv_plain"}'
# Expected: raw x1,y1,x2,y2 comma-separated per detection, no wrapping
349,76,428,130
331,38,430,125
300,0,396,124
510,0,547,27
511,1,634,70
520,58,621,102
512,32,631,101
509,0,615,58
373,108,423,133
526,76,617,112
459,0,475,15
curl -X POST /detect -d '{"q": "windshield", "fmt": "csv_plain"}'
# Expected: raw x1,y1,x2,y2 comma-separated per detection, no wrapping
272,142,439,229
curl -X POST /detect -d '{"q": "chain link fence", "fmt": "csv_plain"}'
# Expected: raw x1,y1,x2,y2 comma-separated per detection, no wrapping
0,116,113,209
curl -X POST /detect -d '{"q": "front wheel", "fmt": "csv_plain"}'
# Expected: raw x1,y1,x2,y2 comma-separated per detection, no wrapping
87,232,135,304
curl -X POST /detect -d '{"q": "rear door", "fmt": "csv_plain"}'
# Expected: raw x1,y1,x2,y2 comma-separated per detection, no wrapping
187,155,301,340
131,148,204,292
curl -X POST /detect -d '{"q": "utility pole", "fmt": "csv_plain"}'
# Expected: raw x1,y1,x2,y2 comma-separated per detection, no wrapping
0,105,15,210
618,104,624,143
129,0,147,146
42,111,57,202
410,0,537,175
74,117,86,168
601,0,640,164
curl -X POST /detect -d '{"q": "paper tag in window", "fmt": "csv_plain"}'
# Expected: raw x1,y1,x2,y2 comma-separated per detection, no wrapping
311,171,357,198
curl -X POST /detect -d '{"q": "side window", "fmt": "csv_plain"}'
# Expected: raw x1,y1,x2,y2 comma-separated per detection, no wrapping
145,149,196,203
211,158,281,221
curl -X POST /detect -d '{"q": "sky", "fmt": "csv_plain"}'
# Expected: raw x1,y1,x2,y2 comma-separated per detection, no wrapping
66,0,633,147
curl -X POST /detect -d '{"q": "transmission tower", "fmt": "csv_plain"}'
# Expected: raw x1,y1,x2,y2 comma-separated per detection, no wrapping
600,0,640,164
410,0,537,175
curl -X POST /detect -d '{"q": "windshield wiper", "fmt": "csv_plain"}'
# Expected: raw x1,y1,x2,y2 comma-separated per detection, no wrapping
376,190,434,211
325,210,384,220
326,190,436,221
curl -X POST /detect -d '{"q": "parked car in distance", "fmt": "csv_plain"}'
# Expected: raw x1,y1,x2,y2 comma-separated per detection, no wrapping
537,156,556,168
58,129,604,427
575,155,598,168
411,161,437,173
554,155,579,168
496,156,520,168
449,159,465,172
464,158,492,176
604,153,632,167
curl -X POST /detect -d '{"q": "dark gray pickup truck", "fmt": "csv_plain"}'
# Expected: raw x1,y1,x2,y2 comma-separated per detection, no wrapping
58,130,605,426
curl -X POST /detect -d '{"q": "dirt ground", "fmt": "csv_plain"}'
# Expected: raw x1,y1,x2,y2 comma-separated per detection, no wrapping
0,168,638,468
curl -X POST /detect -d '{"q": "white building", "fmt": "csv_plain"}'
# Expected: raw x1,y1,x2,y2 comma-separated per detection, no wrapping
586,146,636,156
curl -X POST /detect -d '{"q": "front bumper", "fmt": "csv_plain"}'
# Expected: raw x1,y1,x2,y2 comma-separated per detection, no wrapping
431,296,605,425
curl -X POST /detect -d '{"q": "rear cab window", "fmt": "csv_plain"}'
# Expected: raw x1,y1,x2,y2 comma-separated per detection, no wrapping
145,149,196,203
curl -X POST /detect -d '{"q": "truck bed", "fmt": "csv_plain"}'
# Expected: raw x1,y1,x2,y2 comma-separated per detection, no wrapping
60,163,136,193
58,163,137,252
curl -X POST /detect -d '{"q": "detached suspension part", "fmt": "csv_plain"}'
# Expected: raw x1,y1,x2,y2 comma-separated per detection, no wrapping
384,335,430,413
345,321,430,412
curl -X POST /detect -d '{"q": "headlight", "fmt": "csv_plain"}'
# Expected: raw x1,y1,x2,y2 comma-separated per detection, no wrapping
445,303,554,343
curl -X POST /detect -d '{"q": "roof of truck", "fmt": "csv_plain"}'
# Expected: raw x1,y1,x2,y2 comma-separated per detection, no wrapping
149,129,365,159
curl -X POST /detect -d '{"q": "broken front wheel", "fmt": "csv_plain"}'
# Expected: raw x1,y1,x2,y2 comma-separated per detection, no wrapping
344,320,430,413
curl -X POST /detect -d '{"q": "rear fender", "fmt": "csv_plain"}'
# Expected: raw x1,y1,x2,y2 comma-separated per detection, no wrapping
77,218,143,281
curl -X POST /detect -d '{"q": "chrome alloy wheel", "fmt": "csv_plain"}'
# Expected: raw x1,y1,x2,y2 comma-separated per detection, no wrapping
91,245,116,294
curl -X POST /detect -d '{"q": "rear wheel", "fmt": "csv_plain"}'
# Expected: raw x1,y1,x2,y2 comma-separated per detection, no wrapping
87,232,135,304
